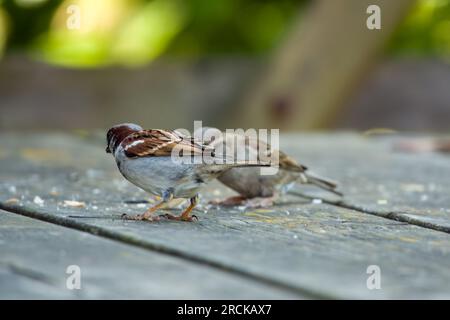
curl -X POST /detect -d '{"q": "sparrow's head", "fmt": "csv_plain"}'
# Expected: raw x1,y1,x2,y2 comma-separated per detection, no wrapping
106,123,143,154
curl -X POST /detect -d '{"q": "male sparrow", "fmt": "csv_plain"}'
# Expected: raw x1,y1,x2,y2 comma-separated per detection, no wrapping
106,123,268,221
200,129,342,207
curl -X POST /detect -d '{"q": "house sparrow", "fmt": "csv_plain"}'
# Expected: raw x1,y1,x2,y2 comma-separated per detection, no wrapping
106,123,268,222
198,129,342,207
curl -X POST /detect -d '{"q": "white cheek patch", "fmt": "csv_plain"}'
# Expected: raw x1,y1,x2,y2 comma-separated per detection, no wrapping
125,140,145,150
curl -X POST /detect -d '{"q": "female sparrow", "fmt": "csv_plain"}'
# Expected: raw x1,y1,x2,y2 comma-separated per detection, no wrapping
200,129,342,207
105,123,268,221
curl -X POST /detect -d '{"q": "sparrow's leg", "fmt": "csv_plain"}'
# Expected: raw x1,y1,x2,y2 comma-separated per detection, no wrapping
122,190,174,221
162,195,199,222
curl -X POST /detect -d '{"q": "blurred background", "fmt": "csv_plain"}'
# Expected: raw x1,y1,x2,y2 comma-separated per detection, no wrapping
0,0,449,132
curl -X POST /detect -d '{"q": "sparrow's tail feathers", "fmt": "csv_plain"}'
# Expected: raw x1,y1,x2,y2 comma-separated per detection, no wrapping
303,172,343,197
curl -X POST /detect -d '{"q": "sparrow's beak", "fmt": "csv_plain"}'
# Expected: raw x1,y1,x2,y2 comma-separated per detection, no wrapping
105,146,111,153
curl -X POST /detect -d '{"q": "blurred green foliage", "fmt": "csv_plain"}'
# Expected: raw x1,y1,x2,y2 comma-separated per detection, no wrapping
0,0,449,68
0,0,306,67
166,0,304,55
389,0,450,57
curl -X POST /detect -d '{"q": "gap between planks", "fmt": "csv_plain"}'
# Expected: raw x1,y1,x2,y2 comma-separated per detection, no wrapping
0,202,334,300
289,191,450,234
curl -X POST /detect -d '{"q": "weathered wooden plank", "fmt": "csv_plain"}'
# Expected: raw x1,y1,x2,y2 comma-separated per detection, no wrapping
2,190,449,299
279,133,450,231
0,133,449,299
0,210,299,299
0,267,75,299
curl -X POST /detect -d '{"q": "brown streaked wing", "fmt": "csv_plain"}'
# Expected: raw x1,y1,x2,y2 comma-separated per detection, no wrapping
122,129,210,158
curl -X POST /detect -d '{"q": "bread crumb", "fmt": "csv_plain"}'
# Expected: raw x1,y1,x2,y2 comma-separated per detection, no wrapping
63,200,86,208
33,196,44,206
5,198,19,204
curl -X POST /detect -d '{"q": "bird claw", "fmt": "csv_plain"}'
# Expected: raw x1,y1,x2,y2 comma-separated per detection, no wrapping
245,197,274,208
121,213,137,220
159,213,198,222
209,196,274,208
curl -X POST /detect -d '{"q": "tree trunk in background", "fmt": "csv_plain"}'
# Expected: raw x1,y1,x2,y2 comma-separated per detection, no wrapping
232,0,415,130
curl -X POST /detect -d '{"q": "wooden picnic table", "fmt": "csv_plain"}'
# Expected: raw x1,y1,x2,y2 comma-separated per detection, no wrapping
0,131,449,299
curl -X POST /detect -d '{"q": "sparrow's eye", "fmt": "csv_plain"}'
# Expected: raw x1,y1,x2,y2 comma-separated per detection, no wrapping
106,146,111,153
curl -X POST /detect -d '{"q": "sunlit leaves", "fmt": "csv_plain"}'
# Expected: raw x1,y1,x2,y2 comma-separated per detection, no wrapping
0,7,8,56
33,0,185,67
389,0,450,58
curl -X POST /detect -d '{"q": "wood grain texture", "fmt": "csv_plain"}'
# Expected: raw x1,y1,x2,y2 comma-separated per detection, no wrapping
0,132,449,299
279,133,450,232
0,210,298,299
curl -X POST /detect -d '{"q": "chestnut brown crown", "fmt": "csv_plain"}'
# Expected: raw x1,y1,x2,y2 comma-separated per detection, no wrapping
106,123,143,154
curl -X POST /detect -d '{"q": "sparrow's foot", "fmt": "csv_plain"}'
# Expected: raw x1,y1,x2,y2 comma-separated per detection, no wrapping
209,196,274,208
159,213,198,222
121,213,160,222
121,191,174,222
245,197,274,208
209,196,248,206
156,195,199,222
